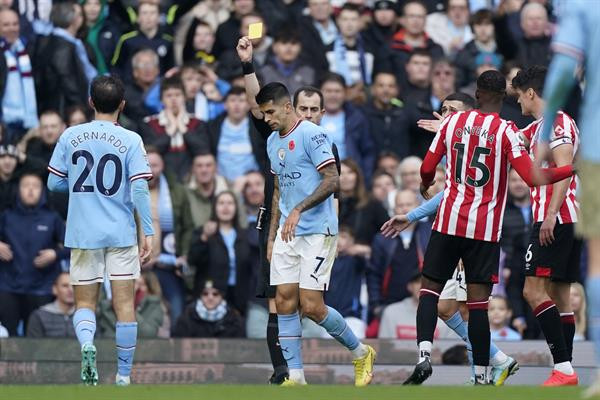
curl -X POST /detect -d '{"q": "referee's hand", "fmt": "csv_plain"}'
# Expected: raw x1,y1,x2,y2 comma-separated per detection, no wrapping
140,235,153,264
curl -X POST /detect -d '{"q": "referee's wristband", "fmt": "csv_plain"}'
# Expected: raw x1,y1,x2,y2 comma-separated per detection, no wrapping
241,61,255,75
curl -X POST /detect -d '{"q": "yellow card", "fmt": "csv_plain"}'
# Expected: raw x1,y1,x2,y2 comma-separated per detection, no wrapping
248,22,263,39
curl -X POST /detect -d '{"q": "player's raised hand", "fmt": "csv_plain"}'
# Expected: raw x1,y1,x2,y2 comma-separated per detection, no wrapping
0,241,13,262
236,36,253,63
380,215,412,238
417,111,443,133
33,249,57,268
139,235,153,264
281,208,301,243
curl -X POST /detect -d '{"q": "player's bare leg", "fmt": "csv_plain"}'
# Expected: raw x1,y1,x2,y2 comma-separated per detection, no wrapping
73,283,101,386
299,288,375,387
111,280,137,386
276,283,305,385
404,276,445,385
523,276,577,385
583,238,600,398
466,283,494,384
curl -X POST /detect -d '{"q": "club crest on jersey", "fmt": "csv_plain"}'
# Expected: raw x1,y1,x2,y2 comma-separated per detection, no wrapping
278,148,286,160
288,140,295,151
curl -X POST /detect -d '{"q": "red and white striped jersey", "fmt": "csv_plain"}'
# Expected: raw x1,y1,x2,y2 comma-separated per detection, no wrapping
429,110,528,242
521,111,579,223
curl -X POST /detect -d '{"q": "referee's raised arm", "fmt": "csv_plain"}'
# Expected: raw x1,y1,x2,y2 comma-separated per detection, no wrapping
237,36,263,120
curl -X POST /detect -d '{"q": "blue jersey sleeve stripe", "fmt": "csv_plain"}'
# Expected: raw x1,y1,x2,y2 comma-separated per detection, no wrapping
47,165,67,177
130,172,153,182
316,158,336,170
551,42,585,62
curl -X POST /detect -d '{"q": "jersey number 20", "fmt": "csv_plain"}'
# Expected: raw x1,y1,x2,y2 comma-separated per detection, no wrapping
72,150,122,196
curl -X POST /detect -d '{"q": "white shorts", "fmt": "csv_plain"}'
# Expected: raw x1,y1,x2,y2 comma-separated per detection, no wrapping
439,266,467,301
270,228,337,291
70,246,140,285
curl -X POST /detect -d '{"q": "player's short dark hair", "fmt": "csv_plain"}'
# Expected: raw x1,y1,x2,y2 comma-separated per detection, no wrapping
476,70,506,94
319,72,347,89
402,0,427,16
160,76,185,98
511,65,547,97
407,48,433,63
293,86,324,109
90,75,125,113
470,8,493,28
273,27,301,44
255,82,291,106
338,3,362,16
224,86,247,100
444,92,476,109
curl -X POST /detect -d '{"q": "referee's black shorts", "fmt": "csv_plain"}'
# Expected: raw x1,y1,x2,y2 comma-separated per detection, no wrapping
256,214,276,299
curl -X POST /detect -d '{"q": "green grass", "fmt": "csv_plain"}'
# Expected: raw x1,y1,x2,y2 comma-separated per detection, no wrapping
0,385,586,400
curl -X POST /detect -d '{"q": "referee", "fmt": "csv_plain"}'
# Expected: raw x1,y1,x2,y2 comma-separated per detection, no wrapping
236,36,340,384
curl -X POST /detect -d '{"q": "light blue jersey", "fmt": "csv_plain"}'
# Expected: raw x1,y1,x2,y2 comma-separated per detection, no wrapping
48,120,153,249
267,119,338,236
541,0,600,162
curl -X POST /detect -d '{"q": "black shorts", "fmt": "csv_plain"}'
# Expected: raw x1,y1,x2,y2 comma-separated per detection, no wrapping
524,222,582,282
422,231,500,284
255,213,276,299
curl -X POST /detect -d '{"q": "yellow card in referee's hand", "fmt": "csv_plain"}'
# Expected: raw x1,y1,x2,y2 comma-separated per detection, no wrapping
248,22,263,39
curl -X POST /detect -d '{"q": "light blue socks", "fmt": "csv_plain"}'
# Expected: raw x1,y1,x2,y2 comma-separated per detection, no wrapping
73,308,96,348
116,322,137,377
278,312,303,369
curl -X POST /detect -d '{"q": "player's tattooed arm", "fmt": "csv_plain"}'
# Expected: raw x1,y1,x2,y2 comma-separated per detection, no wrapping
293,163,340,213
267,175,281,261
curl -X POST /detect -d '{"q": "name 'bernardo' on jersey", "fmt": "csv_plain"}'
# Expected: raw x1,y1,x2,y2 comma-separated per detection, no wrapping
69,130,129,154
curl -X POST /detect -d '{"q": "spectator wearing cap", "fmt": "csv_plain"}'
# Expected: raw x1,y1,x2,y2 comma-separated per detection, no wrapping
389,0,444,71
362,0,400,57
33,2,94,115
425,0,473,57
259,28,315,95
455,8,500,87
141,76,206,181
172,278,245,338
0,144,45,212
325,4,374,104
459,52,502,98
26,272,75,338
111,1,174,80
213,0,256,57
0,8,38,143
201,87,267,184
0,173,69,336
122,48,162,130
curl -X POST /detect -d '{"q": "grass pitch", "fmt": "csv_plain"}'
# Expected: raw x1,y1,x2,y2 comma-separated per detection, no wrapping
0,385,586,400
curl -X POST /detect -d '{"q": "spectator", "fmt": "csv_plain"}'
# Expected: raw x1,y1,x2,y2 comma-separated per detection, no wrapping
362,71,411,160
430,58,457,114
0,144,45,213
570,282,587,342
378,272,456,338
111,1,174,79
186,152,229,228
489,296,522,341
213,0,255,56
98,271,169,338
64,104,90,127
324,225,368,339
320,73,375,183
389,0,444,71
26,272,75,338
326,4,374,103
33,1,95,115
0,173,68,336
81,0,120,75
202,86,267,183
122,48,162,130
339,159,389,245
142,76,205,181
294,0,335,77
259,28,315,95
182,18,216,66
426,0,473,57
0,8,38,143
240,170,264,226
25,110,65,166
459,52,502,98
145,148,194,323
455,9,500,87
180,64,230,122
172,278,245,338
371,170,396,216
188,191,254,316
397,156,422,193
362,0,400,55
368,189,431,322
181,64,204,113
400,49,432,108
500,61,533,128
376,151,401,177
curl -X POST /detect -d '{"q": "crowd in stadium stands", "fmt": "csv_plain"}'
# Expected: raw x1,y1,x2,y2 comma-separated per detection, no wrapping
0,0,588,341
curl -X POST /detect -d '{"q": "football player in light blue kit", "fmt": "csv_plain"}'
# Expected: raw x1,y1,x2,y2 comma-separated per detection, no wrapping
256,82,376,386
536,2,600,396
47,76,154,386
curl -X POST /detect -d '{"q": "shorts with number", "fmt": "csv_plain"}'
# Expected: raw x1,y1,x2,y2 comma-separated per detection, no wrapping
440,267,467,301
70,246,140,285
422,231,500,284
270,228,338,291
524,222,581,282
